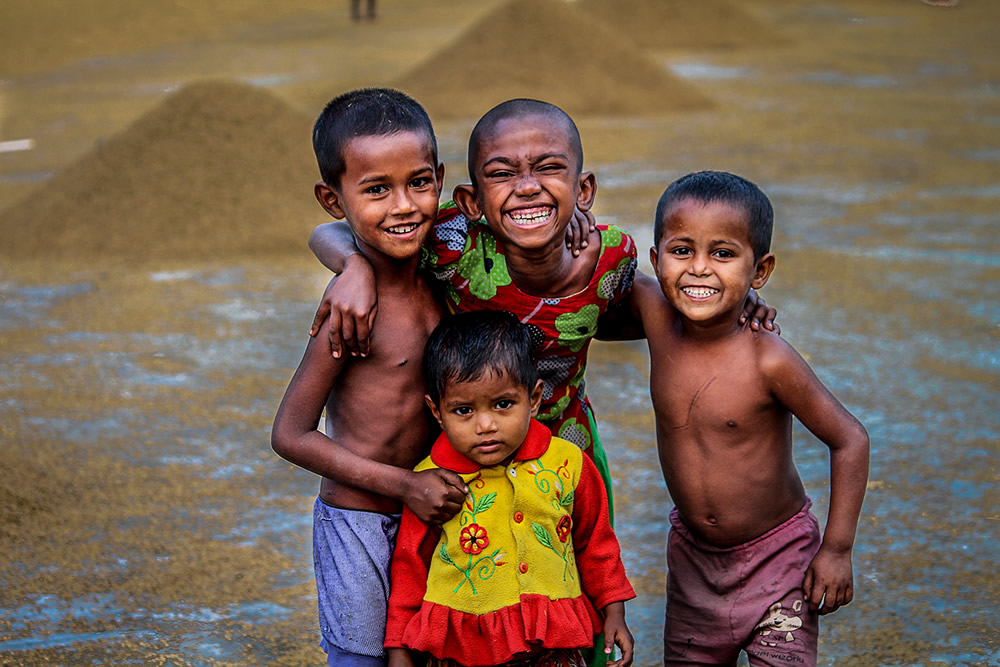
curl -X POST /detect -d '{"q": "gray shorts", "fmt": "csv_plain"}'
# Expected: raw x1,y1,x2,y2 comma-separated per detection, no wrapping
312,498,401,662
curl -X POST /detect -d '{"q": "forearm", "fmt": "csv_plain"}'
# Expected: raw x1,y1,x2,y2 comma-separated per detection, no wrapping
822,424,870,552
309,221,364,274
272,429,414,501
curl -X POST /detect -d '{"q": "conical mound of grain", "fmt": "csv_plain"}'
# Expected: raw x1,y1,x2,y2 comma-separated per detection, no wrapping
576,0,789,51
0,80,322,264
393,0,712,120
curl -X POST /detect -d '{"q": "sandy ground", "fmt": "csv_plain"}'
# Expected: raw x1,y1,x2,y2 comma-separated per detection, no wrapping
1,0,998,665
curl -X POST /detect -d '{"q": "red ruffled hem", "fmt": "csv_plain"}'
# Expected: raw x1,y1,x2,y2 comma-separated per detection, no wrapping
389,594,601,667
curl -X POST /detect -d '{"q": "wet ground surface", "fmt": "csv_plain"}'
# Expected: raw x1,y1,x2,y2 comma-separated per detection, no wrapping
1,0,998,665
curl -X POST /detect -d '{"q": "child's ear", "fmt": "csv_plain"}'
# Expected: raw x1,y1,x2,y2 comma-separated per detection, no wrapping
435,162,446,190
649,245,660,275
527,379,544,418
453,183,481,221
315,181,346,219
576,171,597,212
425,395,444,427
751,253,776,290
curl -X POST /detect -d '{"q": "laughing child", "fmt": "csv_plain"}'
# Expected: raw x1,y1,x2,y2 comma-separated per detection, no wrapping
384,310,635,667
628,171,870,665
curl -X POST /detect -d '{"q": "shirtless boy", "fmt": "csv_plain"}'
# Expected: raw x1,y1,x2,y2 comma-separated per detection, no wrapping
270,88,467,667
628,171,870,666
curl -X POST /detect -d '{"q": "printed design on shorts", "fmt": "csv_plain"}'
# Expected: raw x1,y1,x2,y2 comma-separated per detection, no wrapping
755,599,804,647
455,231,511,300
554,303,599,352
442,472,505,594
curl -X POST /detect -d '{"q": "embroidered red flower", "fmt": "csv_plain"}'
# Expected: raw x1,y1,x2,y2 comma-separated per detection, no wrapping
557,515,572,542
460,523,489,555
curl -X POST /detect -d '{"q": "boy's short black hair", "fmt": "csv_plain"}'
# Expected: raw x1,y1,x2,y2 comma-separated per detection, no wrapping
654,171,773,260
312,88,437,188
424,310,540,406
467,99,583,186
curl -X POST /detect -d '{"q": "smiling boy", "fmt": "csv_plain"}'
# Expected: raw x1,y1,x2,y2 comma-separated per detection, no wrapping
628,171,870,665
270,88,468,666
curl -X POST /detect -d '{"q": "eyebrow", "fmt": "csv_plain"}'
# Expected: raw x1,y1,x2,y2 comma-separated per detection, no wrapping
482,152,569,169
356,165,433,186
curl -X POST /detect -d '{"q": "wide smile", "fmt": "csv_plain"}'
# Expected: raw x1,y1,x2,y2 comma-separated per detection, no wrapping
505,206,554,229
681,286,720,301
384,222,421,236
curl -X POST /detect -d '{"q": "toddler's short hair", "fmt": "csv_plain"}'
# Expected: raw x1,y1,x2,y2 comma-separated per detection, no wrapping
424,311,540,406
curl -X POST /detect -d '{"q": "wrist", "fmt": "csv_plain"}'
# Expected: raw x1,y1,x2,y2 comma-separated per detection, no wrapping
344,252,373,274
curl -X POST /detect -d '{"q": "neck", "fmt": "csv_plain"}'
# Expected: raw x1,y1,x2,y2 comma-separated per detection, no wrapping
677,311,746,343
362,250,423,293
503,234,589,298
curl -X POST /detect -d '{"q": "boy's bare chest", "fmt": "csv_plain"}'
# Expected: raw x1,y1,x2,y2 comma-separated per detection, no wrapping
367,296,443,370
650,342,769,434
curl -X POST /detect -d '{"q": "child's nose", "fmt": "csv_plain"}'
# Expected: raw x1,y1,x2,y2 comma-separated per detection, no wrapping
514,173,542,197
390,188,417,214
689,253,711,275
475,413,497,433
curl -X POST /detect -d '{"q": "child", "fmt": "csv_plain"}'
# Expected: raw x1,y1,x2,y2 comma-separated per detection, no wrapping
628,171,870,665
384,310,636,667
270,88,469,667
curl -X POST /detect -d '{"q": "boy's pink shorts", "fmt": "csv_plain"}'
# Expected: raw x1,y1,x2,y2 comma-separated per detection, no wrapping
664,501,821,667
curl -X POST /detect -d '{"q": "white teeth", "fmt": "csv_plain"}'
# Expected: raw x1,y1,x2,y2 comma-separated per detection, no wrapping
508,209,551,224
387,224,417,234
682,287,719,298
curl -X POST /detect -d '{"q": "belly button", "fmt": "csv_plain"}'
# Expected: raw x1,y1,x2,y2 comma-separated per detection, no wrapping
706,516,718,525
726,420,737,428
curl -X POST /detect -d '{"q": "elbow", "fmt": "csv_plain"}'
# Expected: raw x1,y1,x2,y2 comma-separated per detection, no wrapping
270,422,295,460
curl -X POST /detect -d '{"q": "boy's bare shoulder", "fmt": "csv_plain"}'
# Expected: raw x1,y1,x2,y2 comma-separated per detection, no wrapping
750,327,813,389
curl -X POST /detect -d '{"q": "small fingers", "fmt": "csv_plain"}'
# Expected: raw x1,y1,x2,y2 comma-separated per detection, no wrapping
328,311,343,359
310,301,332,336
341,317,358,357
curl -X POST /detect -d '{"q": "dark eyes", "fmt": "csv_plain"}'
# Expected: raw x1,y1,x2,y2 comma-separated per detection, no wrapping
496,399,514,410
365,184,388,195
713,249,735,259
410,176,433,188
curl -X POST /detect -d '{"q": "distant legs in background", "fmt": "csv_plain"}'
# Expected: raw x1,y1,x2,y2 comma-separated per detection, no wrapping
351,0,377,21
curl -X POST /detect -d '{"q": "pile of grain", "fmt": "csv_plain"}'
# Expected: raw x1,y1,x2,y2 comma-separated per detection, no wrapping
0,80,324,264
394,0,712,120
576,0,789,51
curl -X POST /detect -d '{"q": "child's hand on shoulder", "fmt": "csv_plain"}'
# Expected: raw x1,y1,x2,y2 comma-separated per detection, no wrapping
803,543,854,615
741,288,779,334
309,256,378,358
403,468,468,524
602,601,634,666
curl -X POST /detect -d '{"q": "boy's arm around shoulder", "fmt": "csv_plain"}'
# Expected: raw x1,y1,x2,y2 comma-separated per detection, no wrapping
271,315,466,522
596,270,661,341
756,331,870,615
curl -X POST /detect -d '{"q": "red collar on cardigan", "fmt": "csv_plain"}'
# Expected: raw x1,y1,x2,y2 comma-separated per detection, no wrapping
429,418,553,473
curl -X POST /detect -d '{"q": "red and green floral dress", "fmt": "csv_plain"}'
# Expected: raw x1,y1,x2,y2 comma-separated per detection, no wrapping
421,202,638,517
